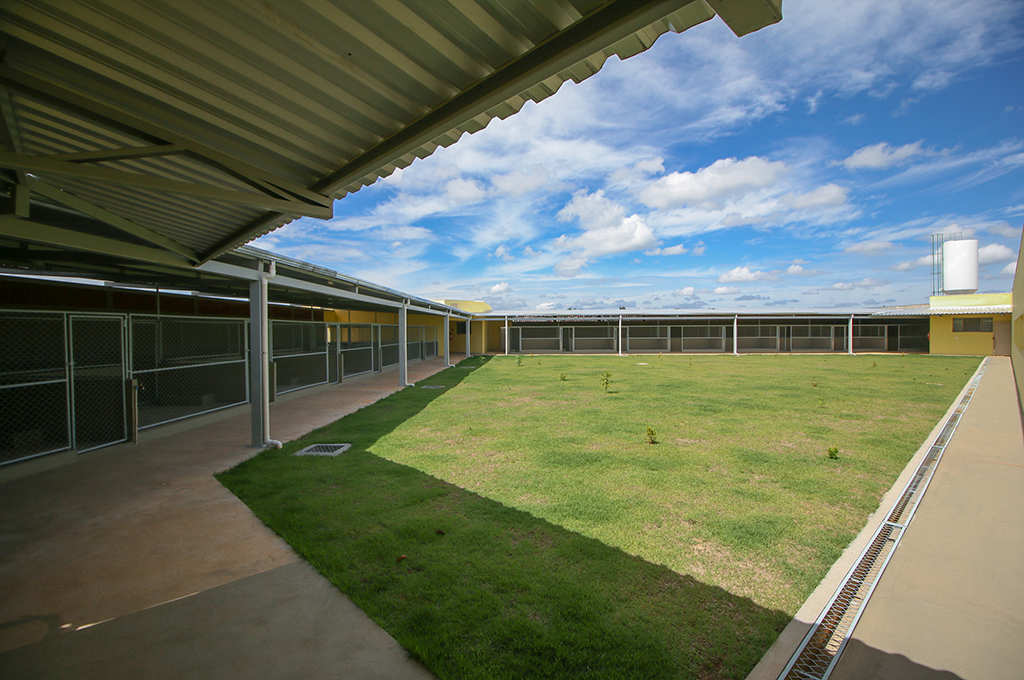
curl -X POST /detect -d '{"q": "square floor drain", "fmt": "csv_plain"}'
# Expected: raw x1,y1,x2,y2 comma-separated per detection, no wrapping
293,443,351,457
420,385,444,389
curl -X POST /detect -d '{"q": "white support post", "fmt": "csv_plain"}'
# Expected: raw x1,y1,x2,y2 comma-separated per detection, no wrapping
618,315,623,356
399,303,410,385
444,313,451,366
465,317,472,360
848,315,855,355
248,261,276,448
733,315,739,355
504,316,509,356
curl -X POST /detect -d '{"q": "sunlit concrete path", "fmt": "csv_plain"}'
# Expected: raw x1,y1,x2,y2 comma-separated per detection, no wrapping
751,356,1024,680
0,359,451,679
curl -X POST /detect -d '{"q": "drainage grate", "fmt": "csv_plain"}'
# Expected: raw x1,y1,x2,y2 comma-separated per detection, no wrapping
779,358,989,680
293,443,351,457
420,385,445,389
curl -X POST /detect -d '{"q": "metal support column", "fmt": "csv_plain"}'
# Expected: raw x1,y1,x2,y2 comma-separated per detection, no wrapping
848,315,855,355
444,313,452,366
399,303,410,386
504,316,509,356
466,316,472,360
733,315,739,355
248,261,276,448
618,315,623,356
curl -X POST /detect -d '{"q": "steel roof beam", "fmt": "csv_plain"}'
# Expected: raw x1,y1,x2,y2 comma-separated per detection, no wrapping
0,65,333,211
27,178,200,263
0,216,194,268
0,151,332,218
45,144,185,163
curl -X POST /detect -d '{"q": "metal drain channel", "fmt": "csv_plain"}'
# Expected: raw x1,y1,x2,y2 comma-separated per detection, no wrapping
778,357,990,680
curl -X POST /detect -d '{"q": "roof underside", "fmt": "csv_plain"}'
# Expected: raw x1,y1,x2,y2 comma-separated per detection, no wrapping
0,0,780,289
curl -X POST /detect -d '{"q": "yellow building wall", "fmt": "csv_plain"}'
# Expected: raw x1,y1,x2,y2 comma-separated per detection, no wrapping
448,318,466,354
485,319,502,353
929,292,1012,308
929,314,1011,355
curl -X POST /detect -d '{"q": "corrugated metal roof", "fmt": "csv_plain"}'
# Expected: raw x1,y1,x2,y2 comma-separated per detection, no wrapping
870,304,932,317
0,0,782,279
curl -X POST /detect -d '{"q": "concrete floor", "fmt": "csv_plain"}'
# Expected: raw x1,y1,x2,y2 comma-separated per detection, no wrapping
0,359,451,679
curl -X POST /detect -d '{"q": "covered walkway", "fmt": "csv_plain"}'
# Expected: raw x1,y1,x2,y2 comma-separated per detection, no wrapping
0,358,451,679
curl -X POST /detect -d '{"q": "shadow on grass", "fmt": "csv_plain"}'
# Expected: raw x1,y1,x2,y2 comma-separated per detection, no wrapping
218,356,790,679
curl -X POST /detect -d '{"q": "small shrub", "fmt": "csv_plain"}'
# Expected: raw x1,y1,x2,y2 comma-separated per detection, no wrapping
811,379,819,387
515,354,523,367
558,373,566,381
827,446,839,460
646,426,658,445
819,396,826,409
600,370,613,392
872,361,877,368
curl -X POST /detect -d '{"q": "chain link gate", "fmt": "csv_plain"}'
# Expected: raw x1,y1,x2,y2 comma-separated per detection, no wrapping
69,315,127,453
0,312,70,465
130,315,248,429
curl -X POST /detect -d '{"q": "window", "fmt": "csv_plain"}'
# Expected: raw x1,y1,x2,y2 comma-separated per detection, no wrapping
455,321,466,334
952,317,993,333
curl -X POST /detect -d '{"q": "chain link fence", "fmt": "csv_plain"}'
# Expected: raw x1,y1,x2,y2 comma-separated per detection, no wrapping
0,312,70,465
272,320,328,395
131,315,248,428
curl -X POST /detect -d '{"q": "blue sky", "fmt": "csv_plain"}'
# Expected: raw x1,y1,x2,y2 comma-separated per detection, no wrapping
255,0,1024,312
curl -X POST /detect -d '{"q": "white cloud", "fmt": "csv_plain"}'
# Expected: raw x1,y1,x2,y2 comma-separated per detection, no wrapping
673,286,696,297
786,264,825,276
489,282,512,294
553,214,658,276
842,141,925,169
785,183,849,209
890,254,934,271
831,278,883,290
713,286,740,295
845,240,895,254
987,222,1022,239
374,226,432,241
1002,260,1017,277
645,244,688,256
610,157,665,184
691,241,706,256
639,157,786,209
490,245,514,262
491,168,550,196
718,266,774,283
536,302,557,310
444,178,488,204
557,190,627,231
978,243,1016,264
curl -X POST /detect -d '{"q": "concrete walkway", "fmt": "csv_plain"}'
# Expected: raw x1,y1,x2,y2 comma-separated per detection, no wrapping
0,359,453,679
751,356,1024,680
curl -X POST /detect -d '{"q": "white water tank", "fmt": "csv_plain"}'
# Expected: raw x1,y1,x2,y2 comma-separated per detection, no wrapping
942,239,978,295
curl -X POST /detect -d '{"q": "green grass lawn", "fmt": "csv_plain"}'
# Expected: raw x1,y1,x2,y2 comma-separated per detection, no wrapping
218,353,981,679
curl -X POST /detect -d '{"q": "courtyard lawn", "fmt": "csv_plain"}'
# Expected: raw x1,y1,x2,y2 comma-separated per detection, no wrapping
218,353,981,679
